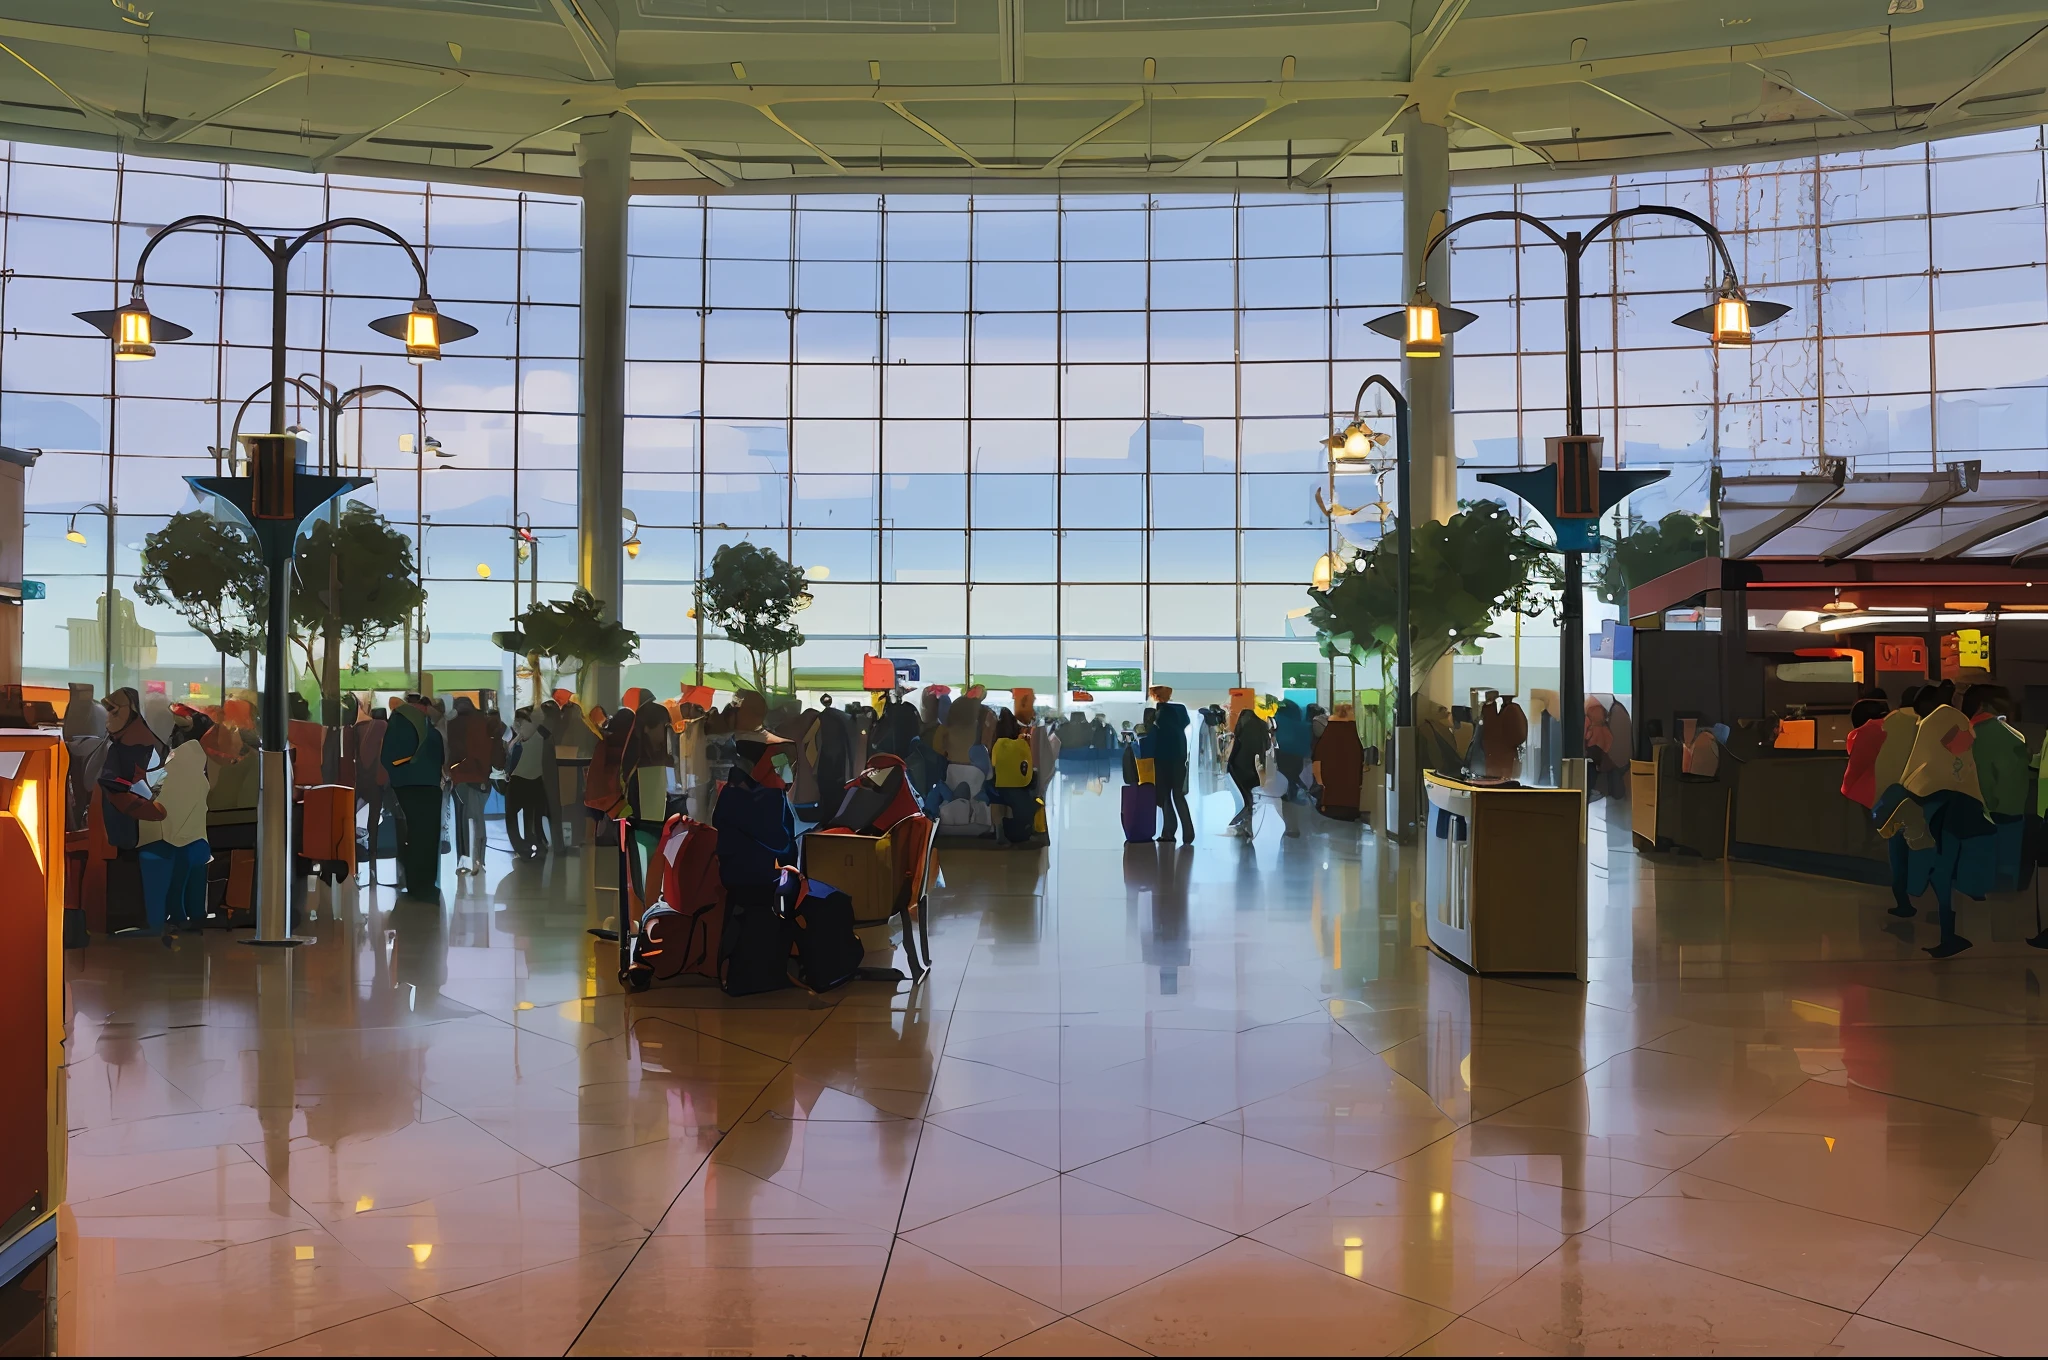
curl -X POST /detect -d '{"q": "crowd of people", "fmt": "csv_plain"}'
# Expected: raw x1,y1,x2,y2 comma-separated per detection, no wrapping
57,677,1070,938
1840,680,2033,959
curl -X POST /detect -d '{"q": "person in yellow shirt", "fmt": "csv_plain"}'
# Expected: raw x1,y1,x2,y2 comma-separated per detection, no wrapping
991,708,1037,848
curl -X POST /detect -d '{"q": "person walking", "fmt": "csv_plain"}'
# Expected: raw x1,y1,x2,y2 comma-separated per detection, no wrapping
445,695,492,877
381,694,446,899
1148,685,1195,846
1227,706,1268,835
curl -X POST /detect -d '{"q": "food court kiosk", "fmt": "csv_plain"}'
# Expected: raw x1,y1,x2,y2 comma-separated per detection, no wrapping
1627,460,2048,881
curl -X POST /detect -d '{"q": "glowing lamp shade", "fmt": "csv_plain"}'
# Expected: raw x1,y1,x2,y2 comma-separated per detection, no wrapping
624,537,642,559
1366,286,1475,359
806,563,831,581
369,297,477,364
1312,552,1345,592
1712,292,1752,347
64,513,86,545
116,303,155,359
1404,293,1443,358
76,296,191,358
475,563,491,579
1673,274,1788,347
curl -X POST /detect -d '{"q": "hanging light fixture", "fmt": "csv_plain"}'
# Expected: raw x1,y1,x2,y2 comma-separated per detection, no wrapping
476,563,492,579
1311,551,1347,591
1672,270,1789,347
369,296,478,364
806,564,831,581
427,436,452,459
75,291,193,359
64,513,86,545
1366,284,1477,359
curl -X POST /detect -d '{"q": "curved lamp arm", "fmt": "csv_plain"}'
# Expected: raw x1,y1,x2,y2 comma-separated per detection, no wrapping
1580,204,1741,282
284,216,430,293
229,377,334,450
131,214,279,287
1418,209,1569,268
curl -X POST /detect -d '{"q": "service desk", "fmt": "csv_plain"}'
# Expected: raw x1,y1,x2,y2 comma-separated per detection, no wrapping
1423,773,1585,978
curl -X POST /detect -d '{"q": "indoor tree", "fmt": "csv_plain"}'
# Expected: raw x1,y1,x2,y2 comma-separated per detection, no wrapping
493,588,641,707
696,541,812,697
290,501,427,703
1306,500,1560,737
1594,510,1720,605
137,510,267,685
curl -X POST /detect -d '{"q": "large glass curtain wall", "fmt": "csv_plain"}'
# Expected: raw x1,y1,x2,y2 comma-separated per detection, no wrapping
623,192,1404,701
16,127,2048,705
5,142,581,702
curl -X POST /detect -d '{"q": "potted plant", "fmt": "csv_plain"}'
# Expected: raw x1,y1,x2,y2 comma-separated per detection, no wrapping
493,588,641,707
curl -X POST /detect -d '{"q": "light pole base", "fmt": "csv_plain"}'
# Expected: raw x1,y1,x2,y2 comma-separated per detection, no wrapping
1380,725,1419,845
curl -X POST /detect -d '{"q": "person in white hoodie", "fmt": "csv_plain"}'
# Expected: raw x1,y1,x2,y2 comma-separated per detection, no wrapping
138,737,211,935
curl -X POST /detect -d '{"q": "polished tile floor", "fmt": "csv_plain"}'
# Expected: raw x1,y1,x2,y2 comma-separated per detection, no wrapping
53,757,2048,1356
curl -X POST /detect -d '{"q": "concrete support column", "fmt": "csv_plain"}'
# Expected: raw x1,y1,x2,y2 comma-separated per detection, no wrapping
1400,109,1457,711
577,114,631,711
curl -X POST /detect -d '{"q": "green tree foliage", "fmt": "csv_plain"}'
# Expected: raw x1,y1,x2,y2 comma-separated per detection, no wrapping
493,588,640,701
136,510,265,658
291,502,428,670
1307,501,1560,723
697,542,812,696
1594,511,1720,605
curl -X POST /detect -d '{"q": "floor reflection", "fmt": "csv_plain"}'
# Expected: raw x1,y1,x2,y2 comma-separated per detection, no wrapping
51,759,2048,1355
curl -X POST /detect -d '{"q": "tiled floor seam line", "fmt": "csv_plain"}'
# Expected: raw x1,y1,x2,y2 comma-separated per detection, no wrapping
239,1301,441,1359
559,1025,812,1355
1833,1117,2025,1337
849,923,983,1352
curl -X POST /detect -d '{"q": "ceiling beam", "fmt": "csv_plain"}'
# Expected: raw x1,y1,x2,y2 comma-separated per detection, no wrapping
1410,0,1472,79
0,37,133,136
1448,108,1552,166
1743,62,1870,134
1038,99,1143,174
1580,81,1712,148
1921,20,2048,127
149,57,308,145
755,104,846,172
544,0,615,82
620,104,735,186
1293,100,1410,188
885,101,987,170
309,74,465,168
1172,100,1291,176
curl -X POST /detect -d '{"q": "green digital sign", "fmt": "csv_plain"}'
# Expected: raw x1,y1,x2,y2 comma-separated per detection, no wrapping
1065,663,1143,693
1281,662,1319,690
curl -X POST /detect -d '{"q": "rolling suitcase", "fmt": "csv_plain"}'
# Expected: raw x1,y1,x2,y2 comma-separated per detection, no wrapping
1121,783,1157,842
297,784,356,883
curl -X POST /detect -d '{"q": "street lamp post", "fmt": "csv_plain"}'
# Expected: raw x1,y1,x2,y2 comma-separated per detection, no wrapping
1371,206,1783,785
79,215,473,944
230,377,434,782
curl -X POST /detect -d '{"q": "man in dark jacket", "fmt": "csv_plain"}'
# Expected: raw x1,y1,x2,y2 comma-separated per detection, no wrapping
381,694,445,897
1148,685,1195,845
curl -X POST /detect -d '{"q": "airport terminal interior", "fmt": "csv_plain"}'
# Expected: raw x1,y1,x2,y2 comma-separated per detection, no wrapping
9,1,2048,1355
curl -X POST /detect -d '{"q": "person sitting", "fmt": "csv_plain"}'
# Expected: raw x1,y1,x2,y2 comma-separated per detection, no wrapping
991,709,1037,847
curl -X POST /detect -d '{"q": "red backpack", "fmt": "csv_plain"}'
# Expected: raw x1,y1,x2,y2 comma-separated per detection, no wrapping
819,754,921,836
622,814,726,990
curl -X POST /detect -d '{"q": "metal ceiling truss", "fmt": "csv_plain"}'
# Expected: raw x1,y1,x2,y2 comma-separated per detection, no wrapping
0,8,2041,193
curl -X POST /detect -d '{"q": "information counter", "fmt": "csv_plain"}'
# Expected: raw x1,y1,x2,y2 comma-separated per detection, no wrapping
1423,773,1585,978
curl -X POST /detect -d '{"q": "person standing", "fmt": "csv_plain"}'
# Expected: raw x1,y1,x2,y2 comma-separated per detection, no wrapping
503,707,549,857
1148,685,1194,846
1227,706,1268,835
355,705,388,883
1273,699,1311,798
381,694,446,899
445,696,493,877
